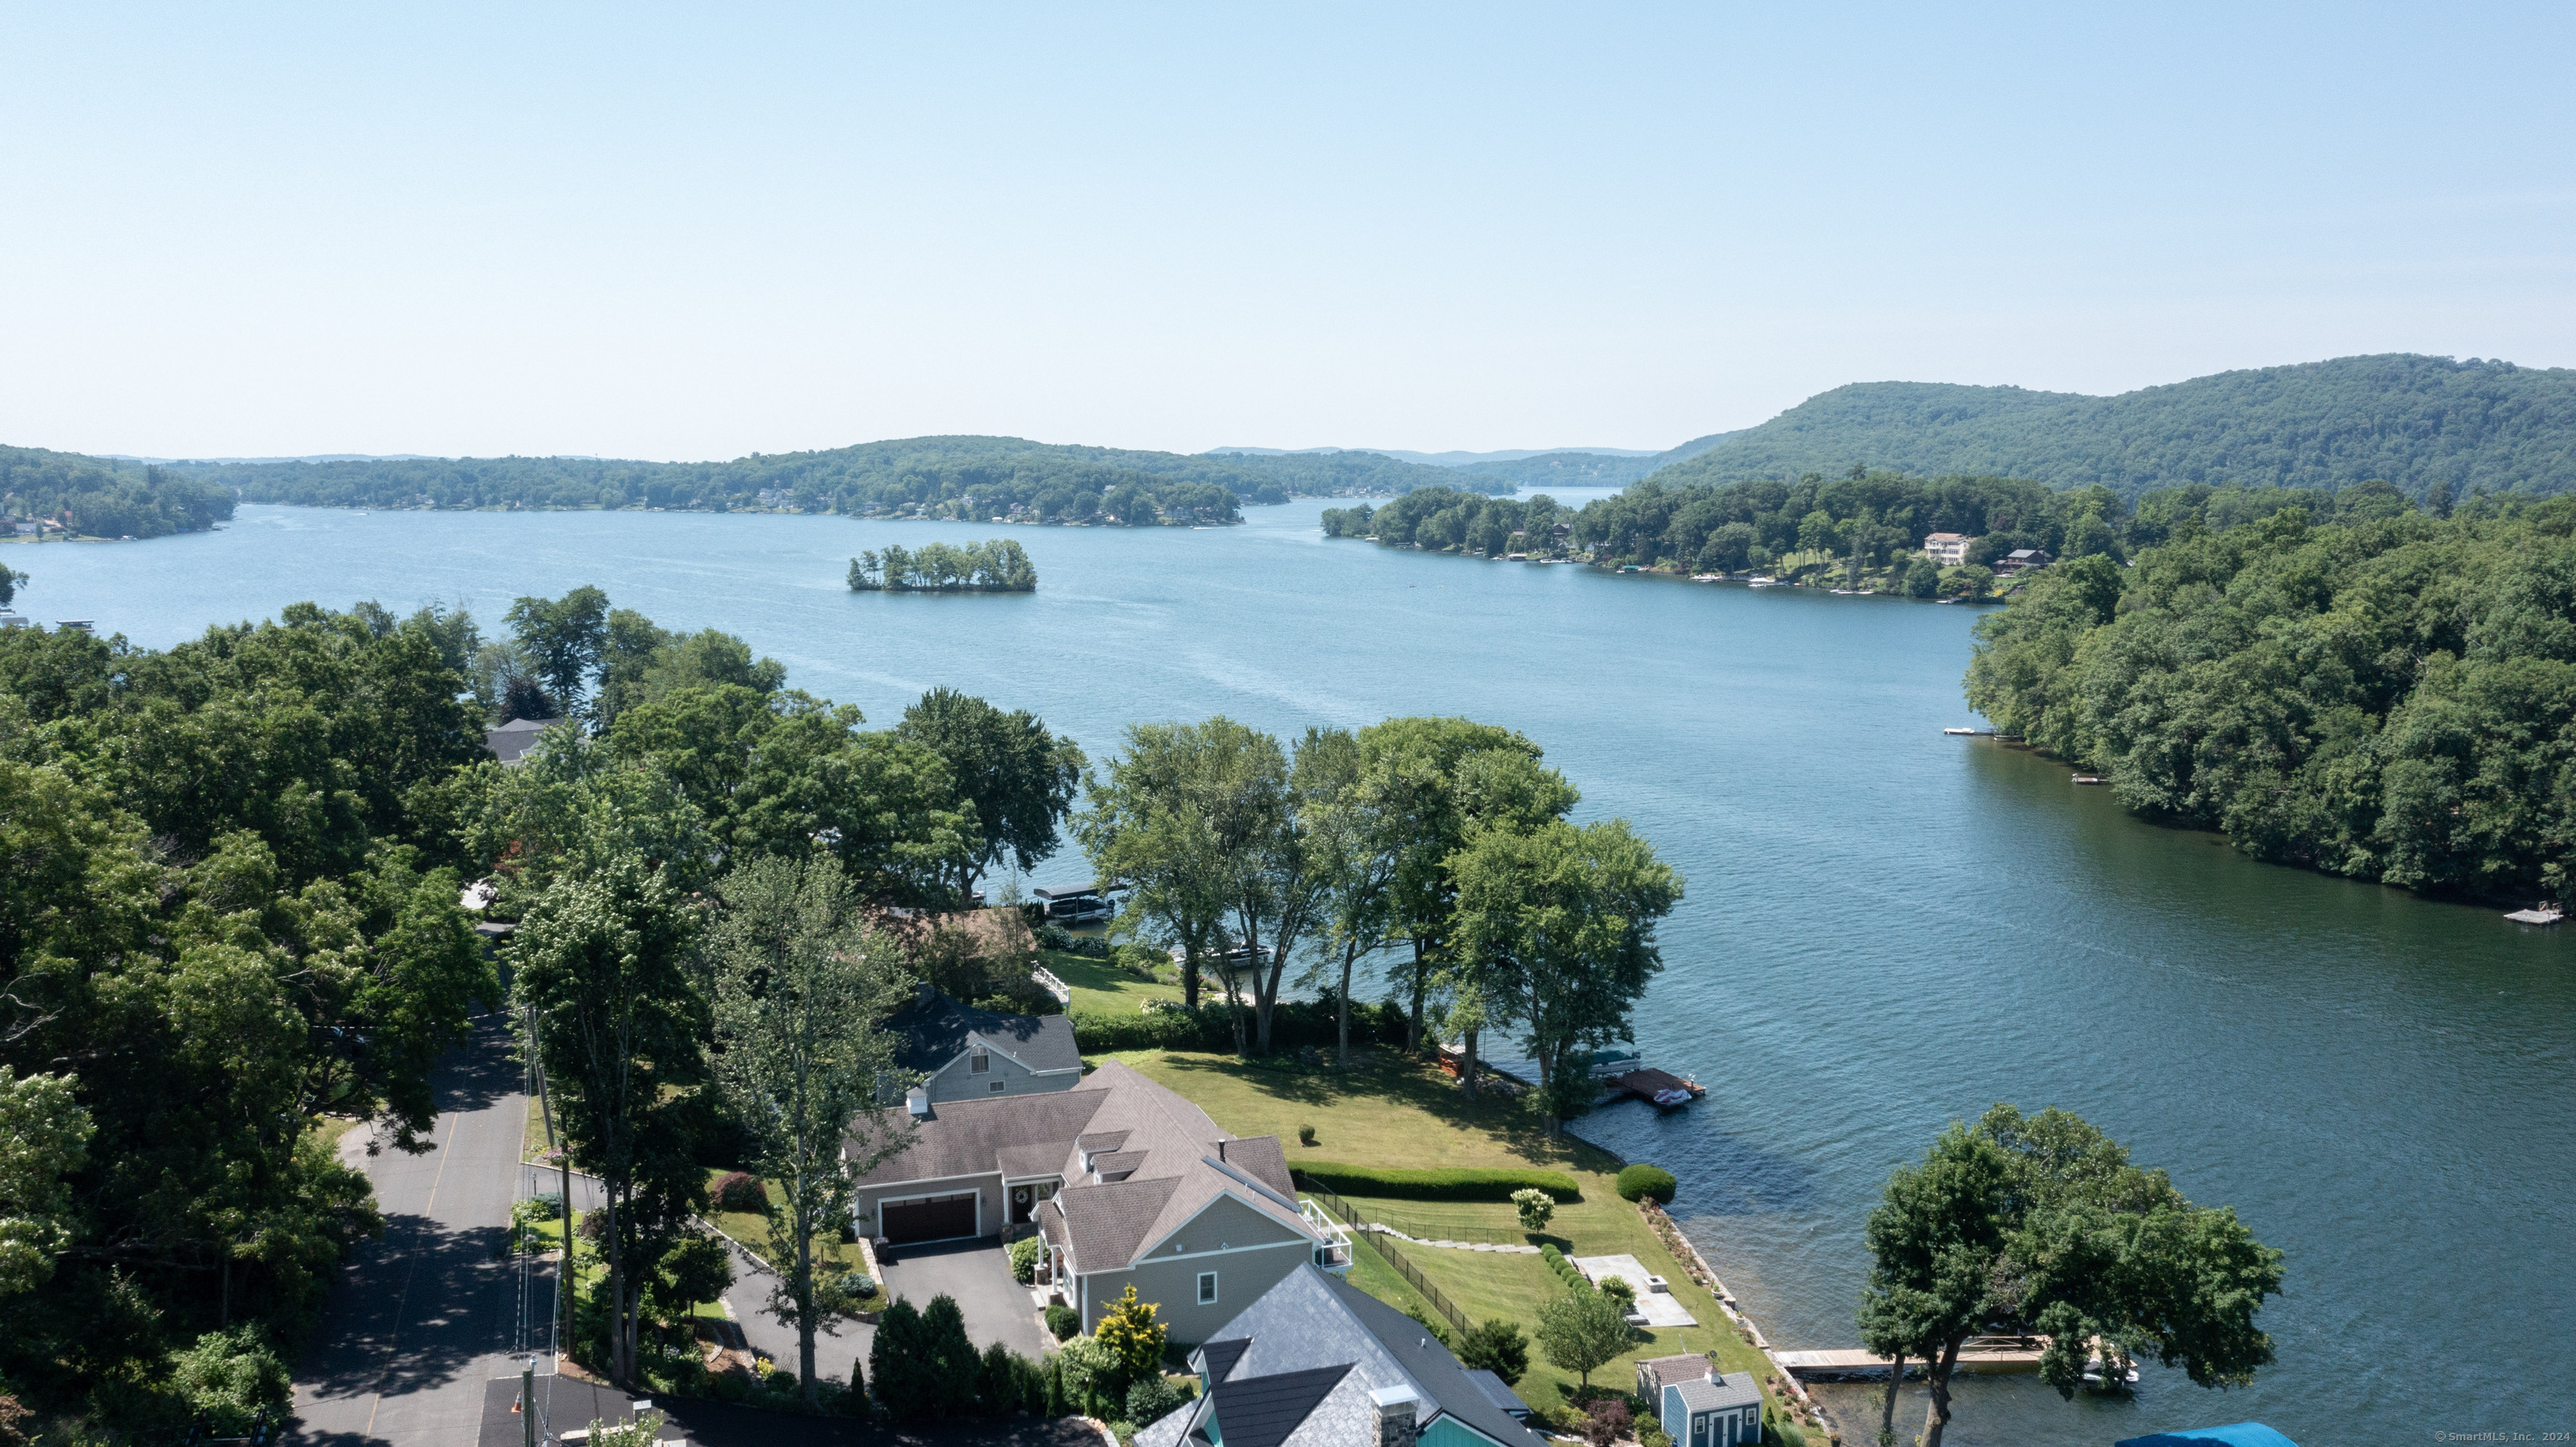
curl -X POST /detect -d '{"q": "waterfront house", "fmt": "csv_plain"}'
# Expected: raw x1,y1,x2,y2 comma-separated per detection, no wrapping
1637,1356,1762,1446
482,716,563,766
1134,1263,1544,1447
845,1060,1352,1341
879,982,1081,1106
1994,547,2054,574
1921,532,1974,567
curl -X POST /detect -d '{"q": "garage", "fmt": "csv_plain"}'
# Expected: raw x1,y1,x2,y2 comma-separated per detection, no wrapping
880,1191,979,1243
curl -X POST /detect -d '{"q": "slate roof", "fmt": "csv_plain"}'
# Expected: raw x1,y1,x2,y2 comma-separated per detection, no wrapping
1183,1263,1545,1447
881,983,1080,1076
1463,1370,1533,1421
1205,1365,1353,1447
844,1058,1317,1274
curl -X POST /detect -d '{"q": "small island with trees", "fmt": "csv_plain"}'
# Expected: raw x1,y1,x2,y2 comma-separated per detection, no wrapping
847,538,1037,592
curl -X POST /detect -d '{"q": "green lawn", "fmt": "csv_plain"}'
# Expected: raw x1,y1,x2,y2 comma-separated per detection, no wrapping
700,1170,885,1307
1040,947,1185,1015
1130,1050,1784,1418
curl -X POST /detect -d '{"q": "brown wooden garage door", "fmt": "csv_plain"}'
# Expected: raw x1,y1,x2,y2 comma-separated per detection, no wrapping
881,1192,978,1243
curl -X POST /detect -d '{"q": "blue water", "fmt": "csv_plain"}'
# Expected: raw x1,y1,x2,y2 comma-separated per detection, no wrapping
13,500,2571,1444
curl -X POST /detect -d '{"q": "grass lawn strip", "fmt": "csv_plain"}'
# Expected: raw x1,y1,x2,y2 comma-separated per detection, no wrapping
1132,1050,1788,1421
1038,947,1185,1014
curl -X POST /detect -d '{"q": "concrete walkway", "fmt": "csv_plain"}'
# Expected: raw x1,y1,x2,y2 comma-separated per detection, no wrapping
292,1015,543,1447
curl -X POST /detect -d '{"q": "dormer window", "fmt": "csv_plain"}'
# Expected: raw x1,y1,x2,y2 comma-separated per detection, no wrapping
970,1047,990,1075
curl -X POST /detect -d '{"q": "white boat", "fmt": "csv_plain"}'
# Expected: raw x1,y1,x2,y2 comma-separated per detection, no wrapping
1943,728,1977,736
1651,1087,1694,1107
1748,576,1780,588
2082,1356,2140,1387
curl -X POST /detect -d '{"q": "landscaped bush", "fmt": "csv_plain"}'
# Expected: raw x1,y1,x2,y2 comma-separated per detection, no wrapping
709,1170,769,1213
1008,1235,1043,1284
1580,1397,1632,1447
1456,1320,1530,1386
1295,1163,1580,1203
1511,1186,1555,1232
1046,1303,1081,1341
1297,1123,1317,1146
1541,1244,1591,1292
1616,1164,1678,1204
1125,1376,1189,1427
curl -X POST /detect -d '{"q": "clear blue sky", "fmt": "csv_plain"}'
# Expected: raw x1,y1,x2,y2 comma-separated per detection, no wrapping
3,3,2569,461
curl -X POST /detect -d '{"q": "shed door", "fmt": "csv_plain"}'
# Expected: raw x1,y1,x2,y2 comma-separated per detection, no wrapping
882,1192,978,1243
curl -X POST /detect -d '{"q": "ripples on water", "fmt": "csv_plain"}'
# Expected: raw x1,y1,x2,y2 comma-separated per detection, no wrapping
17,498,2572,1444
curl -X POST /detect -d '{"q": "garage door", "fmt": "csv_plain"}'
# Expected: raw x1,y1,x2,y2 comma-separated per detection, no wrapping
881,1192,978,1243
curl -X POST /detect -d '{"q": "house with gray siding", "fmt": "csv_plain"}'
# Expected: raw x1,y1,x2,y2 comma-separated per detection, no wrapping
1132,1263,1544,1447
881,983,1081,1106
844,1060,1352,1344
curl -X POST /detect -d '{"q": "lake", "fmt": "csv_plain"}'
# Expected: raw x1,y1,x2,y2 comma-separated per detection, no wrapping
13,498,2571,1444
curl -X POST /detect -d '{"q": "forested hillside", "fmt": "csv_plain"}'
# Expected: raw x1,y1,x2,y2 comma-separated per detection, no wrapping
0,446,236,537
1967,492,2576,901
1455,430,1740,490
1657,355,2576,499
159,435,1493,521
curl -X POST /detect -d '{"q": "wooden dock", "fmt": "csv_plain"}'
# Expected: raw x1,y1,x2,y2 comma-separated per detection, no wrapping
1601,1068,1705,1107
1776,1336,2048,1379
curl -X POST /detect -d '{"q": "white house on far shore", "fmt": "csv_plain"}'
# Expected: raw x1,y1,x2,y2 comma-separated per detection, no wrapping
1922,532,1975,567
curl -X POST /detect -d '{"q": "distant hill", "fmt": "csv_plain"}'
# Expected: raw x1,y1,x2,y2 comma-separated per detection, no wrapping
1457,431,1744,490
0,446,234,538
1212,444,1661,468
1654,355,2576,499
157,434,1499,523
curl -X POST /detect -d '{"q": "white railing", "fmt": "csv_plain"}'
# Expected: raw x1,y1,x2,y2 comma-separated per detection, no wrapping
1031,967,1072,1005
1300,1199,1354,1274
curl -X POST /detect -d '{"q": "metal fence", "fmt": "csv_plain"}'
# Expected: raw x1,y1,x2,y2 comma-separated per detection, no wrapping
1296,1181,1470,1336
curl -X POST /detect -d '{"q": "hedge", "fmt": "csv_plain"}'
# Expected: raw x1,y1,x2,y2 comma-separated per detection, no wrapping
1069,998,1409,1055
1615,1164,1677,1204
1295,1164,1581,1203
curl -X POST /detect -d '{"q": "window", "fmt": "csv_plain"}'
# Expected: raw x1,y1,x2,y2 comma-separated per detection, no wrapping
969,1048,990,1074
989,1080,1006,1092
1197,1271,1218,1305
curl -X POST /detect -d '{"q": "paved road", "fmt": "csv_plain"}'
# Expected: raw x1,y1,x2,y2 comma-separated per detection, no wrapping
292,1015,546,1447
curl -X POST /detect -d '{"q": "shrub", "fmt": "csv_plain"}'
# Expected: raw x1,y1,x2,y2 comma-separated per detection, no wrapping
1540,1244,1590,1292
1008,1235,1043,1284
512,1194,564,1227
1292,1163,1580,1203
1510,1187,1555,1232
978,1341,1019,1416
710,1171,770,1213
1297,1123,1317,1146
1581,1397,1632,1447
1046,1303,1081,1341
1054,1334,1124,1418
1616,1164,1677,1204
1598,1276,1636,1310
1456,1320,1530,1387
763,1368,800,1395
1125,1376,1188,1427
1093,1284,1166,1386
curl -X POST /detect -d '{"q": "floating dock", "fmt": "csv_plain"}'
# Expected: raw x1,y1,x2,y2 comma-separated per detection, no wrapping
1600,1067,1706,1107
2505,907,2563,925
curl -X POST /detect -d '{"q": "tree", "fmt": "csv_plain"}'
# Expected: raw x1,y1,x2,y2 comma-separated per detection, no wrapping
1859,1106,2284,1447
1510,1188,1555,1233
706,856,908,1407
1450,818,1681,1119
512,853,707,1386
895,687,1087,897
1291,727,1407,1066
0,566,23,608
0,1067,91,1295
1457,1319,1530,1386
1535,1288,1630,1388
506,585,610,714
1093,1283,1167,1393
1078,723,1236,1013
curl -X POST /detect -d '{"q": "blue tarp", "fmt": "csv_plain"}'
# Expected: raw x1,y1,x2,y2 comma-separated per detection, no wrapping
2115,1424,2298,1447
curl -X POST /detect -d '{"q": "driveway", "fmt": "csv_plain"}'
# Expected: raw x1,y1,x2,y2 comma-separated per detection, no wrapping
873,1238,1055,1361
292,1014,538,1447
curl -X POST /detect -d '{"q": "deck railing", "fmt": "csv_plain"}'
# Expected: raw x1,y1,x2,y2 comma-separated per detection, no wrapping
1296,1180,1470,1336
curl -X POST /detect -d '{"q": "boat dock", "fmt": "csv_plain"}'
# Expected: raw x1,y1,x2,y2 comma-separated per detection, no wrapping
1775,1336,2049,1380
2505,907,2563,925
1600,1067,1706,1107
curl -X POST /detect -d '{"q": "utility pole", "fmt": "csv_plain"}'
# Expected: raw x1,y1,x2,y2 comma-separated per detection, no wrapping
522,1356,538,1447
531,1006,574,1360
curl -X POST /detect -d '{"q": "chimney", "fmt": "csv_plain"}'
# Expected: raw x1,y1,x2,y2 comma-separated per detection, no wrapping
1368,1386,1419,1447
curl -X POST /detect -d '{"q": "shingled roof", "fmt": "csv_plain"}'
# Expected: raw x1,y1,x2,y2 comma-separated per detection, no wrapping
1140,1264,1545,1447
881,983,1080,1075
846,1059,1317,1273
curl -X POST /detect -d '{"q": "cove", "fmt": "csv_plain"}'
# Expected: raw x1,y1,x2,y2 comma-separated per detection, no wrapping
14,496,2570,1445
